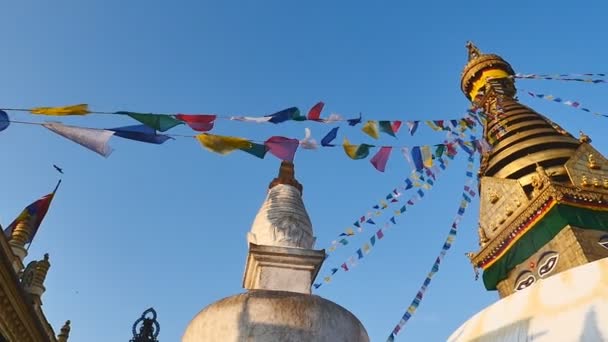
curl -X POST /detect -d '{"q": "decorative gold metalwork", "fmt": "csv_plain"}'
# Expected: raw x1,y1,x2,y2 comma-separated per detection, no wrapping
579,130,591,143
588,153,600,170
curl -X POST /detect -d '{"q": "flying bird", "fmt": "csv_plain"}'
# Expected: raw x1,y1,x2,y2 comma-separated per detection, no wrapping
53,164,64,174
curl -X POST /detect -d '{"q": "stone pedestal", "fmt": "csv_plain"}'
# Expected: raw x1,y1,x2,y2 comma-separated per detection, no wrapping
243,243,325,295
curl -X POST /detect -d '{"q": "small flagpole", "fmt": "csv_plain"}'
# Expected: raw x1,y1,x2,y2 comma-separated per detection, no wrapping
26,179,62,252
53,179,62,194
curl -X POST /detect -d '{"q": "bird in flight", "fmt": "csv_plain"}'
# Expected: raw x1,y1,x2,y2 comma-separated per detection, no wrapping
53,164,64,174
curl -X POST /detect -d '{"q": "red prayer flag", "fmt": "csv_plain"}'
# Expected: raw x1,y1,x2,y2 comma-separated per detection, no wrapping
370,146,392,172
264,136,299,162
175,114,216,132
307,102,324,121
392,121,402,134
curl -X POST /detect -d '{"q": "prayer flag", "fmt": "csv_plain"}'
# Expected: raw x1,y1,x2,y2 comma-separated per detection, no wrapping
43,122,114,157
265,136,299,161
421,145,433,168
121,112,183,132
31,104,89,116
4,185,59,243
321,127,339,147
362,120,380,139
307,102,324,121
240,143,268,159
379,121,396,137
266,107,299,124
299,128,318,149
406,121,419,135
347,113,362,126
110,125,173,144
196,133,251,155
411,146,424,171
0,110,9,132
175,114,216,132
370,146,392,172
392,121,402,134
343,138,372,160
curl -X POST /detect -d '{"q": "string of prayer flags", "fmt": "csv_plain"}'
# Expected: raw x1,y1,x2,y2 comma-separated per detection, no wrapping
43,122,114,157
326,155,453,255
307,102,324,121
0,110,9,132
30,104,90,116
321,127,339,147
343,138,373,160
362,120,380,139
299,128,318,149
120,112,184,132
524,90,608,117
196,133,251,155
110,125,173,144
265,136,299,162
175,114,216,132
386,156,477,342
370,147,392,172
514,73,607,83
240,143,268,159
379,121,397,137
315,158,453,289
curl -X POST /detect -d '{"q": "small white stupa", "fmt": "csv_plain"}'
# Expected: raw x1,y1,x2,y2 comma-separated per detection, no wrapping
183,161,370,342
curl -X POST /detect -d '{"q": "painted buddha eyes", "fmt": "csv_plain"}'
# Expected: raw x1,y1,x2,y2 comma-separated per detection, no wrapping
537,252,559,278
514,271,535,291
514,251,560,292
599,235,608,250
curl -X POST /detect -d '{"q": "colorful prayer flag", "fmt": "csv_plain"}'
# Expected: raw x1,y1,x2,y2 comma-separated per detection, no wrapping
120,112,183,132
196,133,251,155
43,122,114,157
370,146,392,172
175,114,216,132
307,102,324,121
31,104,89,116
266,107,300,124
379,121,396,137
406,121,419,135
240,143,268,159
110,125,173,144
265,136,299,161
362,120,380,139
321,127,339,147
0,110,9,132
4,185,58,243
343,138,372,160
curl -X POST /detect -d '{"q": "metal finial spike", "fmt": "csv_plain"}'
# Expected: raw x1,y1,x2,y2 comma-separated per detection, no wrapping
466,41,482,61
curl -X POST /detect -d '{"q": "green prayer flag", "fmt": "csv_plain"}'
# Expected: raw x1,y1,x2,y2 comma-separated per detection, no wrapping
435,144,445,158
240,143,268,159
379,121,396,137
120,112,183,132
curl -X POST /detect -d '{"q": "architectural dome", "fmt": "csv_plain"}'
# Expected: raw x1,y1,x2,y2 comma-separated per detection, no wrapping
448,258,608,341
182,290,370,342
248,162,315,249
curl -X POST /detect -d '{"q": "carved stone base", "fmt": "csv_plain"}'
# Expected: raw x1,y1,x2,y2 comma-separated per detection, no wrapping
243,243,325,295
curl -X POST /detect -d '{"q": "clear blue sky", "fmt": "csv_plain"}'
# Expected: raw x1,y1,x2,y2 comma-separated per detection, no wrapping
1,1,607,341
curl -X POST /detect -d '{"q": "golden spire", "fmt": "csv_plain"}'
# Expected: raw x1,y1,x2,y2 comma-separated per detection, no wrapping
460,41,515,100
269,161,303,194
9,217,32,248
33,253,51,288
21,253,51,302
57,320,71,342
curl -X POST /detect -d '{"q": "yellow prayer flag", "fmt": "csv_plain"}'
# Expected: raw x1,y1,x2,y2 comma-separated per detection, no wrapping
346,228,355,236
421,145,433,168
361,120,379,139
363,243,371,253
196,133,252,155
30,104,90,115
343,137,358,159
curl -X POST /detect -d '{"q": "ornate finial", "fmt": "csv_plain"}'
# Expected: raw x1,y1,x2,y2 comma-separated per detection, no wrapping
465,252,476,262
57,320,71,342
579,130,591,143
131,308,160,342
269,161,303,194
466,41,482,61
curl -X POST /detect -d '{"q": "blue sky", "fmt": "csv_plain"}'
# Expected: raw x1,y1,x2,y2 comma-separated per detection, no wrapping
1,1,607,341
